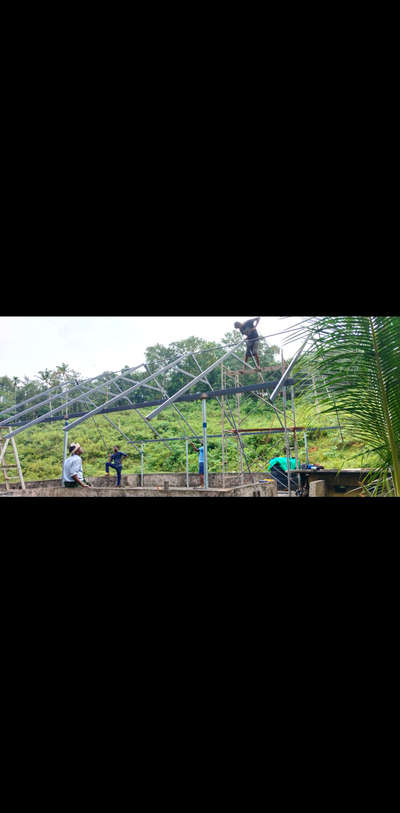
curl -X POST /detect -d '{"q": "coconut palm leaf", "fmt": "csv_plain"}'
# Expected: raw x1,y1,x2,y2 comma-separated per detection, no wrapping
284,316,400,496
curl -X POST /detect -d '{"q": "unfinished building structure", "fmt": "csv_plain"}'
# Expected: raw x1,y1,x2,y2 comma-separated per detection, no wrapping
1,333,341,496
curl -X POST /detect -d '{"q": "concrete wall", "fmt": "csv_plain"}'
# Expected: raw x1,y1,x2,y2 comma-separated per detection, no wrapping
1,471,275,492
3,481,277,498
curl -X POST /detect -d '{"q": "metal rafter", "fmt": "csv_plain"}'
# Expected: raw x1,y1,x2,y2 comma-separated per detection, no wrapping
59,354,190,435
145,340,246,420
3,363,149,439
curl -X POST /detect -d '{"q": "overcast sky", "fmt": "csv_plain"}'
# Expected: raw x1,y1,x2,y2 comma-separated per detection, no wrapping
0,316,306,381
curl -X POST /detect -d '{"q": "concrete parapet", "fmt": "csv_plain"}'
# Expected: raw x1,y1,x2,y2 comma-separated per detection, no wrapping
1,471,277,494
3,481,277,498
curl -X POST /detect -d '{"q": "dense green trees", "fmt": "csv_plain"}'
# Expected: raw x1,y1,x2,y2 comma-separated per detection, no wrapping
1,333,281,418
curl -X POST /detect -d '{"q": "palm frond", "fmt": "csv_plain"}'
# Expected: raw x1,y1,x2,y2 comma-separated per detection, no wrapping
284,316,400,496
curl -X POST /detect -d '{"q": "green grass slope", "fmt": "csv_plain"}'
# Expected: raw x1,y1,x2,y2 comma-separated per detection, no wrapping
2,391,381,483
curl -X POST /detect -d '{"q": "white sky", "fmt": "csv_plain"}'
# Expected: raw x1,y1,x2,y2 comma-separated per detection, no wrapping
0,316,306,381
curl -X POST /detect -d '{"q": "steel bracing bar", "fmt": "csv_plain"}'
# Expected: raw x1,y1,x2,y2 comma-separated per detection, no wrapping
145,340,247,420
0,377,90,426
0,370,117,419
229,351,285,427
177,357,236,432
269,341,308,403
0,381,65,419
110,378,173,452
58,353,190,435
5,378,299,431
1,364,156,440
144,365,200,441
190,354,234,426
0,368,138,423
119,377,162,393
222,386,255,481
74,381,143,453
0,364,146,431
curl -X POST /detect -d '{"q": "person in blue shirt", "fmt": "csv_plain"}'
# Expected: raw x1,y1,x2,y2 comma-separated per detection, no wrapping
190,440,204,487
105,445,128,487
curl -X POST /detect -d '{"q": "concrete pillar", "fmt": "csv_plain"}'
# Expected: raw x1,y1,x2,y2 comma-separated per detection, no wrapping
309,480,327,497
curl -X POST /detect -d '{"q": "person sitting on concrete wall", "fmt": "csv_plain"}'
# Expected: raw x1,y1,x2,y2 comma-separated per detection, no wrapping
190,440,204,487
105,445,128,487
234,317,261,372
63,442,92,488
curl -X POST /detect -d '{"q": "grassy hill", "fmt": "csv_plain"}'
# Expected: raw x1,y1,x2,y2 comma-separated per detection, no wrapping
2,390,381,484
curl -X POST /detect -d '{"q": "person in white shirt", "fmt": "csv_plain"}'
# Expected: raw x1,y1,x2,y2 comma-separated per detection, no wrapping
63,442,92,488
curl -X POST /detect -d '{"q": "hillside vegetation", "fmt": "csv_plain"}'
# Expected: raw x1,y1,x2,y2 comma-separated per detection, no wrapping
4,395,380,483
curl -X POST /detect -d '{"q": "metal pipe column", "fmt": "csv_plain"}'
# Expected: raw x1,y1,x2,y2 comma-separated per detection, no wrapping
62,421,68,486
141,445,144,487
282,386,292,497
290,384,301,490
201,396,209,488
304,432,309,466
185,438,189,488
221,364,225,488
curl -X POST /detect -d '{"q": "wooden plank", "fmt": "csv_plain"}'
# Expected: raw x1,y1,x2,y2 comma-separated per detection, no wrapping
225,366,283,375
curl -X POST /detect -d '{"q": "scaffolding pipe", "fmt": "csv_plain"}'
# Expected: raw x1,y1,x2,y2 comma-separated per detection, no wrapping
282,385,292,497
201,396,209,488
62,420,68,486
221,365,225,488
290,384,301,490
304,431,309,466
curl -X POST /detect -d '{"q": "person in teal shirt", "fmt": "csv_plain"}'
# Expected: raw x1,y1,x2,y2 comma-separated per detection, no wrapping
267,455,298,472
267,449,324,491
267,450,298,491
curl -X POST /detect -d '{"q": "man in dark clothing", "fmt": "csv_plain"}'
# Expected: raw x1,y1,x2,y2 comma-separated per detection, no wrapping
234,317,261,371
105,445,128,487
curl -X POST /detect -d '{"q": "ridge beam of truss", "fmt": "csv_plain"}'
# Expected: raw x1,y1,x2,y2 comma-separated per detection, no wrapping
144,340,246,421
2,363,147,440
60,353,191,434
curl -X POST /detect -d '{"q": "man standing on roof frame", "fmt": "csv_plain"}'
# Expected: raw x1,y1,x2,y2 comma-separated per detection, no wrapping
234,317,261,372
